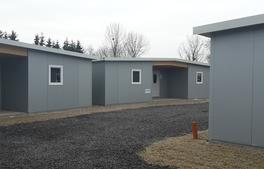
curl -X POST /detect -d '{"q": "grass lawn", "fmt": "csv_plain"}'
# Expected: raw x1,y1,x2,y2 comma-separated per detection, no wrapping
139,131,264,169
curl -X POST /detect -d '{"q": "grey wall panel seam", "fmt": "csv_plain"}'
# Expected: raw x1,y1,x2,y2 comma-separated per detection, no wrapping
250,30,255,145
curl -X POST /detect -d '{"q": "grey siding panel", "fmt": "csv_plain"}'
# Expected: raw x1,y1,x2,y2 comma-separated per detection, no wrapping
1,58,28,112
211,30,253,145
167,68,188,98
104,62,152,105
252,28,264,147
28,50,92,113
0,64,1,110
159,69,168,97
188,65,209,99
208,36,215,140
78,61,92,107
92,62,105,105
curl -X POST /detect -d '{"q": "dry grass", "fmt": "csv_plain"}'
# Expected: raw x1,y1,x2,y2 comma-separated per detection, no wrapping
138,131,264,169
0,99,207,126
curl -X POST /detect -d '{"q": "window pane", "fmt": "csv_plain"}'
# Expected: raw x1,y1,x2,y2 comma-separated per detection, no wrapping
196,73,202,83
51,68,61,83
133,71,140,83
153,74,157,83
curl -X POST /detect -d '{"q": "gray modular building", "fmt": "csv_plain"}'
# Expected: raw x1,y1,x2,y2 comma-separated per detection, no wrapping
92,58,209,105
0,39,94,113
194,14,264,147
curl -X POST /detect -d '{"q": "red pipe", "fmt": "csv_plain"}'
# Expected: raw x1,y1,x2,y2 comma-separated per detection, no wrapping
192,121,198,139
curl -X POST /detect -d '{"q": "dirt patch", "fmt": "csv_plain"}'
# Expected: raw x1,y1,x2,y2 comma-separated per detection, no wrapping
0,98,207,126
138,131,264,169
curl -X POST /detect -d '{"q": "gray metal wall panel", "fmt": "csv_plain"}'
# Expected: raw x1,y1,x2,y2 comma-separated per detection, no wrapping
28,50,92,113
159,69,168,97
92,62,105,105
1,57,28,112
0,64,1,110
167,68,188,98
104,62,152,105
208,36,215,140
188,65,209,99
78,61,92,107
252,28,264,147
211,30,253,145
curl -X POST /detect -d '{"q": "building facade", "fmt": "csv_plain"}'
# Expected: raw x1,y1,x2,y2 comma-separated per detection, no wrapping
0,39,94,113
194,14,264,147
93,58,209,105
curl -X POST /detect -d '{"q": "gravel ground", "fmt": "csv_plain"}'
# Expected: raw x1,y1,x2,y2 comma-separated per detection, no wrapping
0,103,208,169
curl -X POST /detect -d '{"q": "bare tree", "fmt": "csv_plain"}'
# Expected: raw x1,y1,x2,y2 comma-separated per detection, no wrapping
105,23,126,57
178,35,210,62
96,46,109,59
124,32,149,57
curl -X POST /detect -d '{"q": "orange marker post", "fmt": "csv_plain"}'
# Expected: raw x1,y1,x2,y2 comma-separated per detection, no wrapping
192,121,198,139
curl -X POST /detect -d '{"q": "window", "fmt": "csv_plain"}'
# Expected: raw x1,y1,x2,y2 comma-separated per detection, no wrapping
153,74,157,84
49,65,63,85
196,72,203,84
131,69,141,84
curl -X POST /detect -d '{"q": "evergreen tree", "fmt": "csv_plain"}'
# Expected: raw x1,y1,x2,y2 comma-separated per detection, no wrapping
39,33,45,46
34,34,40,45
54,40,60,49
46,38,52,47
63,38,70,50
69,40,76,52
51,41,56,48
8,30,18,41
3,32,8,39
76,40,84,53
0,30,3,38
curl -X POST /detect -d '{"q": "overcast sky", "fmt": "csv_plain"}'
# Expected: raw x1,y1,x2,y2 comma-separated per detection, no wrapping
1,0,263,57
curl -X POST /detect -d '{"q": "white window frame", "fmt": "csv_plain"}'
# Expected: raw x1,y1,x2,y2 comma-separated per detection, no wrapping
49,65,63,85
196,72,203,84
131,69,142,85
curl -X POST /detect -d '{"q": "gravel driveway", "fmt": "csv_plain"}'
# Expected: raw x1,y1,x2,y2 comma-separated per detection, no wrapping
0,103,208,169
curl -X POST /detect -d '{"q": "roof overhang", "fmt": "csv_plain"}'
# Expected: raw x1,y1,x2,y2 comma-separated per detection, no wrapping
153,61,187,68
0,38,97,60
193,14,264,37
0,44,27,57
94,57,210,67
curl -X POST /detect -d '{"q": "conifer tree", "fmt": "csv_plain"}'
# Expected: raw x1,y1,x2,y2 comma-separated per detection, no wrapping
3,32,8,39
0,30,3,38
76,40,84,53
46,38,52,47
69,40,76,52
54,40,60,49
8,30,18,41
39,33,45,46
63,38,70,50
34,34,40,45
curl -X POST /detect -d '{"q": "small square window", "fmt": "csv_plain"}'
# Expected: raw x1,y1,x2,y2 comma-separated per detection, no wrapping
196,72,203,84
49,65,63,85
131,69,141,84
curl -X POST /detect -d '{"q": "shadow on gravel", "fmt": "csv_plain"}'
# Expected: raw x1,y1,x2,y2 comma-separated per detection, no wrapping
0,103,208,169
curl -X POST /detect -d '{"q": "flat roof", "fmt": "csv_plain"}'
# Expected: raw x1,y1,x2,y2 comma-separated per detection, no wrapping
94,57,210,67
0,38,96,60
193,14,264,37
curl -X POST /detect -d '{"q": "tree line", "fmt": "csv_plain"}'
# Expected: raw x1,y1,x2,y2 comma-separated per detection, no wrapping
34,33,84,53
0,28,210,62
0,30,19,41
